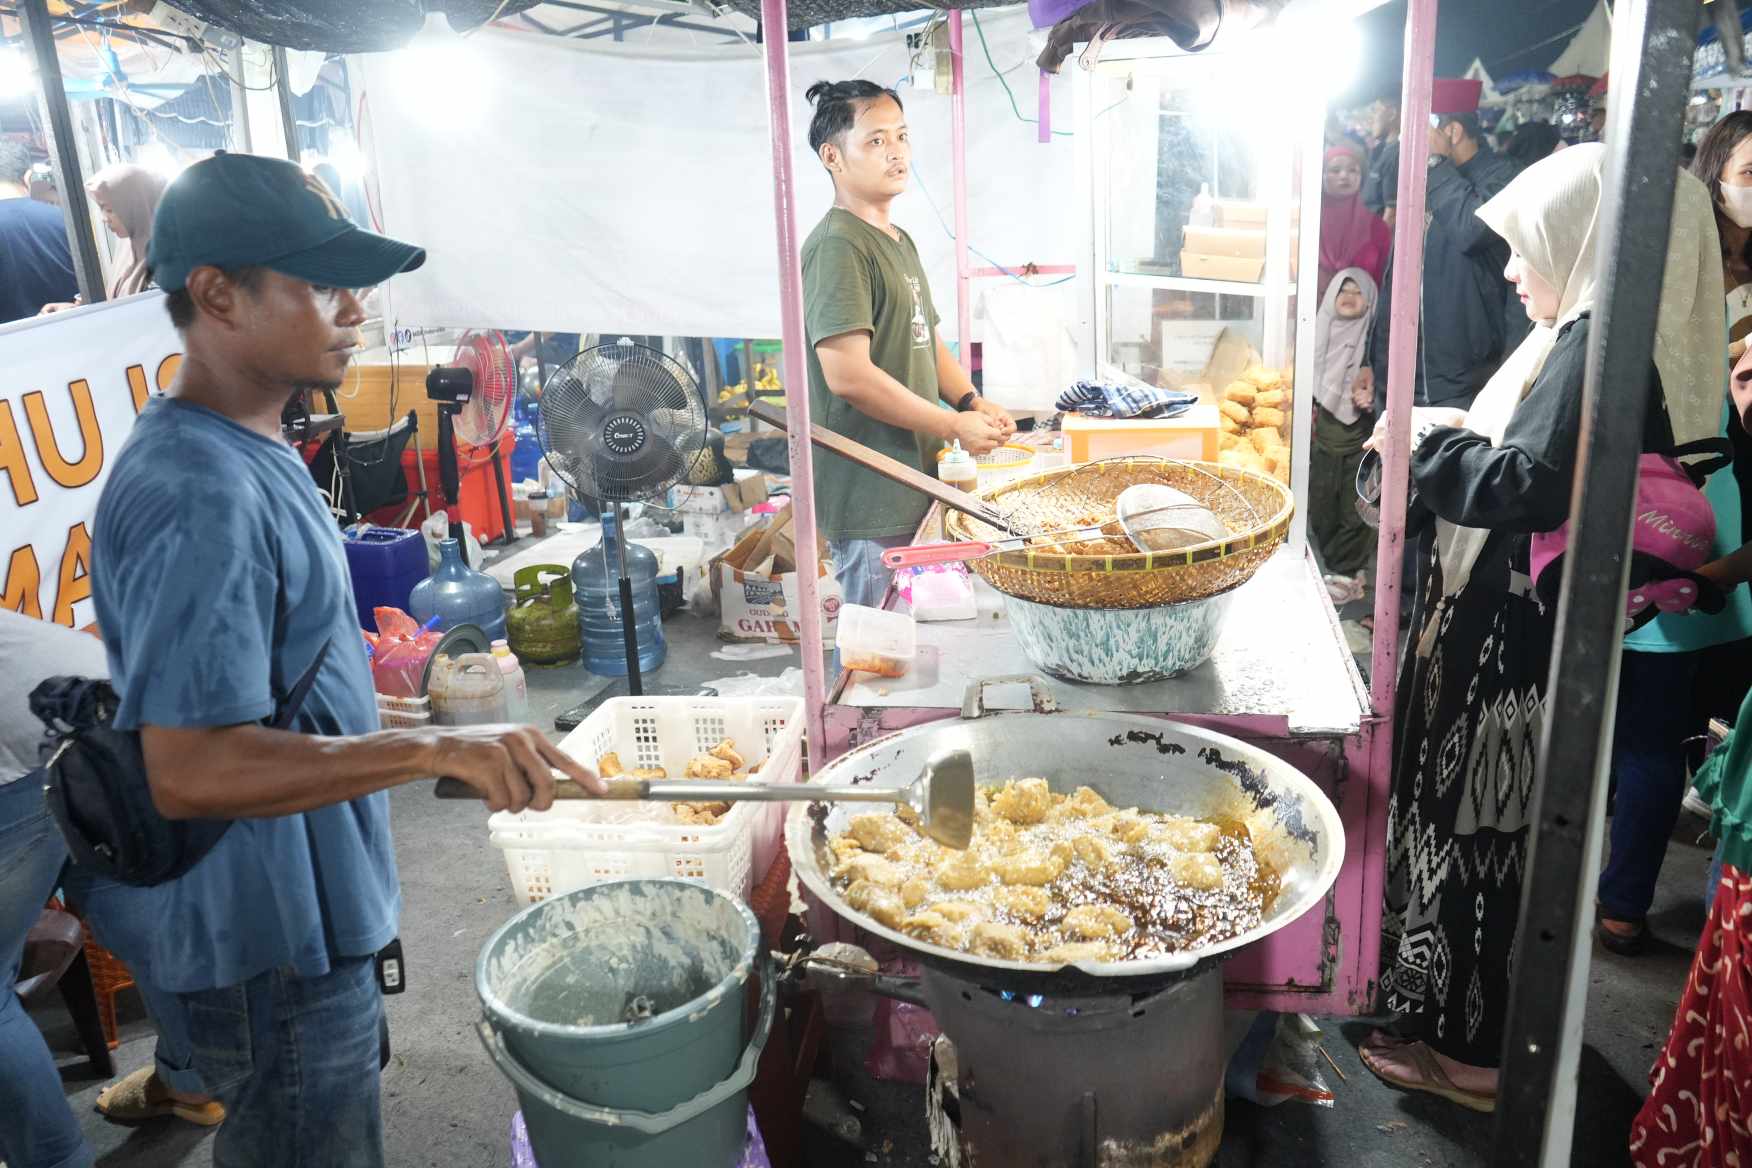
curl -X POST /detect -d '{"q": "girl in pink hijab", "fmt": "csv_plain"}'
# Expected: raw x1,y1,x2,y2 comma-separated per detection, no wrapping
1318,141,1391,301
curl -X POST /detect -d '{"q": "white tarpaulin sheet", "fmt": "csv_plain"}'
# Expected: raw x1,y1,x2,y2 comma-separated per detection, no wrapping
357,9,1079,342
0,295,183,628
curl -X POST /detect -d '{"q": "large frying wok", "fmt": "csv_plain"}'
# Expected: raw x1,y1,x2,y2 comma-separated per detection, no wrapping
786,678,1345,990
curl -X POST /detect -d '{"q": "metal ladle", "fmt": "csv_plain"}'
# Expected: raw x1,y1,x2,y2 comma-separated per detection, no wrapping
434,748,977,850
882,483,1229,569
600,748,976,851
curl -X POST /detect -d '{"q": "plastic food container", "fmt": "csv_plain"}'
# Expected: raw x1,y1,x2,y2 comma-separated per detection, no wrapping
836,604,916,678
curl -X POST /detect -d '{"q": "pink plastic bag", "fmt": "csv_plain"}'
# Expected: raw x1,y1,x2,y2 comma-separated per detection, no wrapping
368,607,443,697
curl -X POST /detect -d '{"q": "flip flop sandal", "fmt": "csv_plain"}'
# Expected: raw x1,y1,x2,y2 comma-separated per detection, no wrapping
1360,1041,1497,1114
96,1067,226,1127
1594,918,1649,956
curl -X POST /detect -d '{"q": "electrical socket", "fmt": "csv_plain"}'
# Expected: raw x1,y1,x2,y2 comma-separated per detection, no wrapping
148,2,241,52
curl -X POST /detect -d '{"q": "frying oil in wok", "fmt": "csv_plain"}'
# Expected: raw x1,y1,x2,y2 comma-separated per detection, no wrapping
828,781,1281,963
1059,817,1280,960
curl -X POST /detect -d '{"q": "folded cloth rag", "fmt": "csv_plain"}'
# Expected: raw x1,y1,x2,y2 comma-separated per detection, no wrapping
1056,381,1198,420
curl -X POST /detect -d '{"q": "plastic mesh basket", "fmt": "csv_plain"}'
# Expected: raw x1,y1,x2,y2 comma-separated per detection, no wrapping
487,696,804,904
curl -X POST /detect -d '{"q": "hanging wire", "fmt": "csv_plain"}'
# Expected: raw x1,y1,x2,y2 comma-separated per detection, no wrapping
969,11,1071,139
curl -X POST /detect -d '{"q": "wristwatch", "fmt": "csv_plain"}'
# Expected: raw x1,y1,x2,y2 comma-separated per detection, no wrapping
955,391,979,412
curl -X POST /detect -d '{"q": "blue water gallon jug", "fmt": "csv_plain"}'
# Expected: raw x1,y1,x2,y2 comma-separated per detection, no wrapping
343,527,429,629
409,538,508,642
571,512,666,677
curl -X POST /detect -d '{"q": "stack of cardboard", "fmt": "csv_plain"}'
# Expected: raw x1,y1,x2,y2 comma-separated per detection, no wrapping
710,503,843,645
1180,225,1266,283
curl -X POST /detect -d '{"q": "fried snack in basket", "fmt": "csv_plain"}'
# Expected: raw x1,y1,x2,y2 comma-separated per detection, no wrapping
1219,399,1251,425
1251,406,1287,429
1222,381,1258,406
1219,414,1241,434
598,742,751,827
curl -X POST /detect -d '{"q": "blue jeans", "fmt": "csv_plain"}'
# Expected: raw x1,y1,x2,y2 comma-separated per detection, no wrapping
1599,650,1705,921
62,870,207,1097
830,535,913,611
180,957,385,1168
0,778,94,1168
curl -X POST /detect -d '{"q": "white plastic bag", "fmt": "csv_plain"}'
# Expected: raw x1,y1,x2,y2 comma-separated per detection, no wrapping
700,668,805,699
421,510,484,569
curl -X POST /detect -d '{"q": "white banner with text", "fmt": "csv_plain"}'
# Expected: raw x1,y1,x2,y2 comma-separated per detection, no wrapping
0,293,182,627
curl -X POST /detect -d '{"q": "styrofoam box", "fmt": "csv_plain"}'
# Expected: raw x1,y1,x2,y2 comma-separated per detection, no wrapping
487,696,804,905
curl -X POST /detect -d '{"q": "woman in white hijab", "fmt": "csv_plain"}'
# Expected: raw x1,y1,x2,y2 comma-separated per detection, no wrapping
1361,143,1726,1110
1309,268,1380,600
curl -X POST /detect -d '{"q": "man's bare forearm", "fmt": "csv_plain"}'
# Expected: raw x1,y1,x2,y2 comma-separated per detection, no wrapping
143,724,442,820
935,336,975,404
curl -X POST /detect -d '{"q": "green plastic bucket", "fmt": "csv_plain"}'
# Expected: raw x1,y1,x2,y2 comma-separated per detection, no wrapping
475,879,775,1168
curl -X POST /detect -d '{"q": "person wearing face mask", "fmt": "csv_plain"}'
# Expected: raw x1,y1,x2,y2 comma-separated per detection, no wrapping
1364,80,1519,417
1358,145,1725,1112
1363,97,1401,224
1588,113,1752,957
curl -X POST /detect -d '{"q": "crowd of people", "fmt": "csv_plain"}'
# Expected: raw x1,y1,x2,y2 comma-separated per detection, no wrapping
4,64,1752,1168
1303,80,1752,1162
0,138,171,323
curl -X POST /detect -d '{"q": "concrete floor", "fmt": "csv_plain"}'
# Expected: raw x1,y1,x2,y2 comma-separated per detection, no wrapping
30,599,1712,1168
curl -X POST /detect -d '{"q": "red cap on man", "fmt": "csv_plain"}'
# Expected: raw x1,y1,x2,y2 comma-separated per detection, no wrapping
1430,78,1484,116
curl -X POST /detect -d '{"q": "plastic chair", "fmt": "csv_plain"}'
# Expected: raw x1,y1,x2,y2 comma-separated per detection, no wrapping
15,908,115,1077
46,898,135,1054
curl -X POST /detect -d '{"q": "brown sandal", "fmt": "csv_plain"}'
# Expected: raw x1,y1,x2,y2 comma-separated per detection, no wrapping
95,1067,226,1127
1359,1040,1497,1113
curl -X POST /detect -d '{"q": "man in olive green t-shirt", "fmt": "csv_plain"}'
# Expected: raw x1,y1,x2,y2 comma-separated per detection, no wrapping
800,79,1015,609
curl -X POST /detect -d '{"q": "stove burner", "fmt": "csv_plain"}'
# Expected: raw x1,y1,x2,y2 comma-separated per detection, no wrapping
921,964,1225,1167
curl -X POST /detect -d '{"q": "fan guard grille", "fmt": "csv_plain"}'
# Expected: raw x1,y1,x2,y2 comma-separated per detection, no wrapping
537,340,709,503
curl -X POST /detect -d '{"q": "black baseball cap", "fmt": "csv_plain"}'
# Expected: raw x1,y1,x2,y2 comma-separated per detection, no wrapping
148,151,426,293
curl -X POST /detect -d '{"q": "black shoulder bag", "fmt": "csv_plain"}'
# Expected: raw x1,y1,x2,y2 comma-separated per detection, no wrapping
30,640,332,887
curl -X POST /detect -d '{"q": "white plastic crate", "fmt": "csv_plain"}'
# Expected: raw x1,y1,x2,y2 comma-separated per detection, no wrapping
488,695,804,905
376,693,431,730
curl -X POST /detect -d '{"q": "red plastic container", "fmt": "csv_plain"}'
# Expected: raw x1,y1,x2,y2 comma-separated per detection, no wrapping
366,434,516,544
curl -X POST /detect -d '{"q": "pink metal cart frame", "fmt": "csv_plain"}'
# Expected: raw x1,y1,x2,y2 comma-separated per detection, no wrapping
758,0,1437,1015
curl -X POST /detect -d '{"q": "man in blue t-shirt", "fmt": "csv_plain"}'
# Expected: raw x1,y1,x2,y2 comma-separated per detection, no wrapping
0,140,77,323
88,153,602,1167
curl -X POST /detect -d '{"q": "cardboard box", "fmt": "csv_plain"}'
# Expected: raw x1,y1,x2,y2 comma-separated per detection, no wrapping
666,468,769,514
710,504,842,645
1181,225,1267,259
1063,405,1222,463
1180,251,1266,283
1213,199,1270,228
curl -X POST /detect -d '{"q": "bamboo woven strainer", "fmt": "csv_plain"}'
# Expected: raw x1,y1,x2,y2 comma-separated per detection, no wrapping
942,456,1294,609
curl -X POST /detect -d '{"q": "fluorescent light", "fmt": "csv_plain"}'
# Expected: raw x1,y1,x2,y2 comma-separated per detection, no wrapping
383,12,483,128
0,44,35,100
326,130,368,184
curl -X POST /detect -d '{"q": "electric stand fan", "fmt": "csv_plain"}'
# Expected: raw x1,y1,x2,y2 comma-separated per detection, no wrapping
538,338,710,694
423,330,517,560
